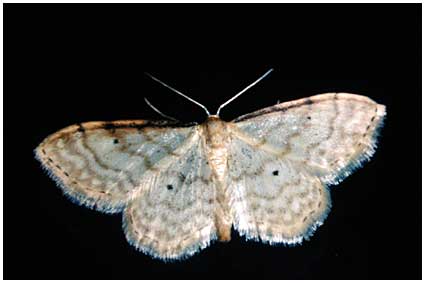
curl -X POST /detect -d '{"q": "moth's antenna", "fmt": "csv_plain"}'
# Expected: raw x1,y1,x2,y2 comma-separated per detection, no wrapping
216,68,274,116
145,72,211,116
144,97,179,122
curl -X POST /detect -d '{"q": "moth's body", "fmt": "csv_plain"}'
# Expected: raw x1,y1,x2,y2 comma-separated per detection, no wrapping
202,115,232,241
35,92,386,260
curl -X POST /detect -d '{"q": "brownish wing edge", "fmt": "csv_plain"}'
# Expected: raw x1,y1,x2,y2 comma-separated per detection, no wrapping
38,120,197,145
232,93,380,123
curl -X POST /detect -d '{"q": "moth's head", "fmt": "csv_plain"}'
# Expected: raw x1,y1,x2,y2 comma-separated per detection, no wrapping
207,115,221,121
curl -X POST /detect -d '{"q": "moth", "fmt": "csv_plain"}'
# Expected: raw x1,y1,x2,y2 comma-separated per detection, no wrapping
35,69,386,260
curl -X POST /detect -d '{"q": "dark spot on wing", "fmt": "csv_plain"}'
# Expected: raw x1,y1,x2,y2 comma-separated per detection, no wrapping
167,184,173,190
305,98,314,105
179,173,186,183
113,139,119,144
103,122,116,133
77,123,85,132
272,170,279,176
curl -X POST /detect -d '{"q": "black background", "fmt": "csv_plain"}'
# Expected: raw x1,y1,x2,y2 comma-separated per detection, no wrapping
4,4,421,279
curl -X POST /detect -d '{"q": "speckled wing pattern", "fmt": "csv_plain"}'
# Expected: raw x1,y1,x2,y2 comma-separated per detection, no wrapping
229,93,386,244
35,120,197,214
122,131,219,259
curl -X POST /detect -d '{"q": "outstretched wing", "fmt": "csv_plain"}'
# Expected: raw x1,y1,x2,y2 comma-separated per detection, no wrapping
228,93,385,243
35,120,197,213
228,137,330,244
233,93,386,184
122,131,219,260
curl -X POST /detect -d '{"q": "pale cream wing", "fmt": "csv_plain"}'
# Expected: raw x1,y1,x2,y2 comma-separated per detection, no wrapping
232,93,386,185
122,132,219,260
228,136,330,244
228,93,385,243
35,120,197,213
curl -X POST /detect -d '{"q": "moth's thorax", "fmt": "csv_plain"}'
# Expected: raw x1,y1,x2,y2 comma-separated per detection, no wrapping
203,116,230,181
